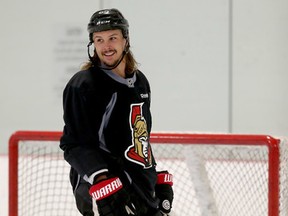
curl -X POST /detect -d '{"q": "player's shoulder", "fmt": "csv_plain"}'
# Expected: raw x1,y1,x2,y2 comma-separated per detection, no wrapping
135,69,150,90
135,69,145,77
67,66,104,89
135,69,149,83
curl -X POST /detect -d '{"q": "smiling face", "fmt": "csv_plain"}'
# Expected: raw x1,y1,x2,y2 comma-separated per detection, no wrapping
92,29,127,68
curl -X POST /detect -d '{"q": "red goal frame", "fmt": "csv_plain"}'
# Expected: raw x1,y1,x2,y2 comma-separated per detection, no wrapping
9,130,280,216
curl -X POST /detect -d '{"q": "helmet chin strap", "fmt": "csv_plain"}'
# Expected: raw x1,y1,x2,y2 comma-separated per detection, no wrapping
87,41,129,70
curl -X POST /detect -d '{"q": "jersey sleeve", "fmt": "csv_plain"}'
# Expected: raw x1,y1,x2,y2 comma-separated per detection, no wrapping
60,73,108,179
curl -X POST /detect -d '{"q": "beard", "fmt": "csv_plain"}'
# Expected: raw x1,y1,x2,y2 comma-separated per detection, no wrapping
101,49,123,68
103,59,120,67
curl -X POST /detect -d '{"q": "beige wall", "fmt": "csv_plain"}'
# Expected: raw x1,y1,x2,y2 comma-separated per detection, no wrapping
0,0,287,153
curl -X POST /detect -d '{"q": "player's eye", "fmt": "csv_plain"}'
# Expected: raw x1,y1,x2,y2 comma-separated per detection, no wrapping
110,37,117,41
96,38,103,43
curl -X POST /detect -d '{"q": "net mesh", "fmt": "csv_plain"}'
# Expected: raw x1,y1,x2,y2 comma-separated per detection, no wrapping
13,136,288,216
18,142,78,216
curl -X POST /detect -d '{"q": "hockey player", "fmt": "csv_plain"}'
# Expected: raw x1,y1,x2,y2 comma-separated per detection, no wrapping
60,8,174,216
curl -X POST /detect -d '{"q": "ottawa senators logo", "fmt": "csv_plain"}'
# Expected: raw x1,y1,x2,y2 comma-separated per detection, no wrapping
125,103,152,168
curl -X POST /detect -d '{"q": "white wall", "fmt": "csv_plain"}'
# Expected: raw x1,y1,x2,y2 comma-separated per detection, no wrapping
1,0,288,154
233,0,288,134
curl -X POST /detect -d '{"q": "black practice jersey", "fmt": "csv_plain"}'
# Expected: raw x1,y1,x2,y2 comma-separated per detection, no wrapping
60,66,158,207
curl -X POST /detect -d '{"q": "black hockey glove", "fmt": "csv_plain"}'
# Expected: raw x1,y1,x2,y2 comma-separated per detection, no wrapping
155,171,174,215
89,176,138,216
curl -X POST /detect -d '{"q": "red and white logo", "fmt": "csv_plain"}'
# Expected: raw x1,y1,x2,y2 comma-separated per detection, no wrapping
125,103,152,168
89,177,123,201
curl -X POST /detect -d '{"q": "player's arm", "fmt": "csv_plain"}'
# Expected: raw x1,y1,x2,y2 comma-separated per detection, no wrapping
60,81,108,178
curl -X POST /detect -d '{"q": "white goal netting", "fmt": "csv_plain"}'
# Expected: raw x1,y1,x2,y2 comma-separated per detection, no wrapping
9,132,288,216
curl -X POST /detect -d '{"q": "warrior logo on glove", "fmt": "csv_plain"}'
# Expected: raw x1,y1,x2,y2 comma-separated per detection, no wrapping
125,103,152,168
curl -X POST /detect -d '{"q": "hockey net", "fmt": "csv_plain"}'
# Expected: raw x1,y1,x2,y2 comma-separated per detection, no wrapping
9,131,288,216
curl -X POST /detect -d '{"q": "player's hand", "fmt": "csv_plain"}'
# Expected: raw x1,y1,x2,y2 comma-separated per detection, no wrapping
89,176,137,216
155,171,174,215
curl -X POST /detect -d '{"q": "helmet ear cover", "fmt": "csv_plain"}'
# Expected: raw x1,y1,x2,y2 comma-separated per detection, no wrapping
87,8,129,42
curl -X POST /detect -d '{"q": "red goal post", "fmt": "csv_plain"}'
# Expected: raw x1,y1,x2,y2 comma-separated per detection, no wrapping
9,131,288,216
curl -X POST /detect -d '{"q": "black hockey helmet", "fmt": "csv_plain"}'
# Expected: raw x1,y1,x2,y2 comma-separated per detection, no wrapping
87,8,129,42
